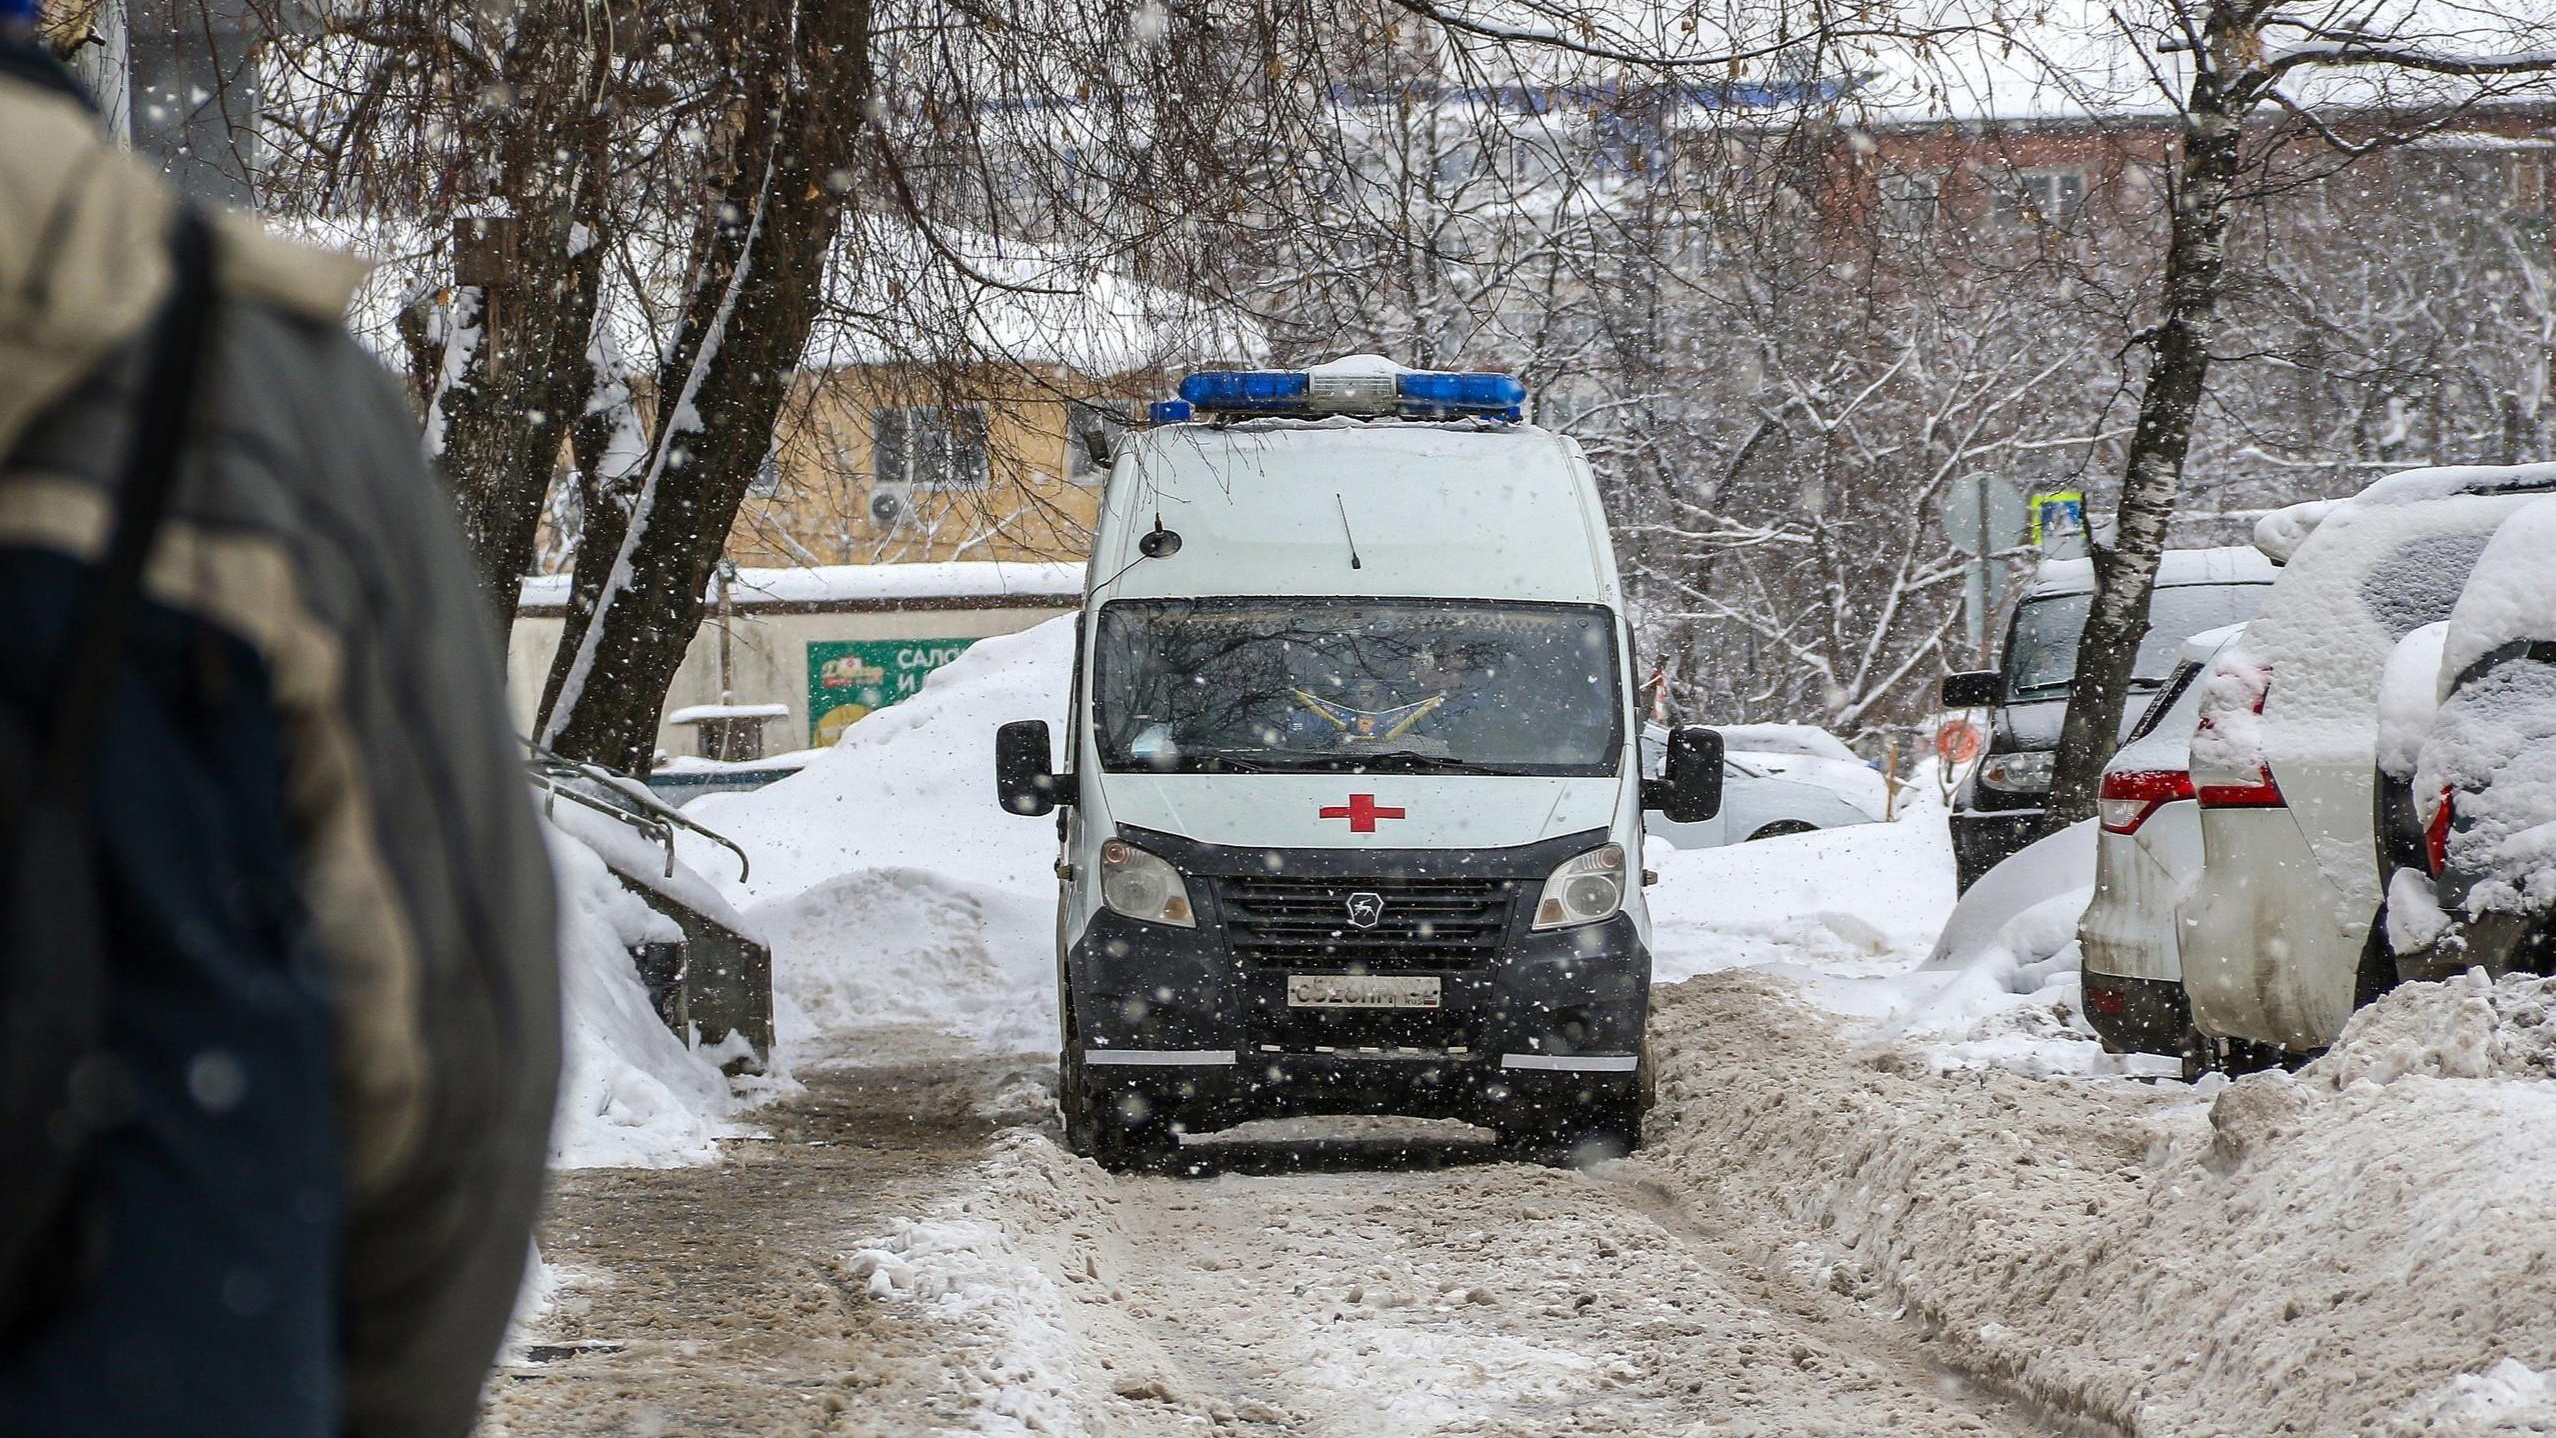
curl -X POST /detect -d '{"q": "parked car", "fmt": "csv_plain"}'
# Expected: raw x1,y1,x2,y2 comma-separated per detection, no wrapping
1641,724,1875,849
1714,723,1891,820
2397,497,2556,980
2183,462,2556,1060
2077,624,2245,1071
1942,547,2276,892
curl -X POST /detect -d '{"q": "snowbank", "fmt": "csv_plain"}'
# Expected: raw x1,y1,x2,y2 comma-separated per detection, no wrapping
1646,814,1953,981
542,819,744,1168
680,617,1074,1061
1648,809,2114,1076
1640,968,2556,1436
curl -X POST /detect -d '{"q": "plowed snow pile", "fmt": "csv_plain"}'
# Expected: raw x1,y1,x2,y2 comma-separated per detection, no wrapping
542,816,746,1168
680,617,1073,1062
1640,968,2556,1436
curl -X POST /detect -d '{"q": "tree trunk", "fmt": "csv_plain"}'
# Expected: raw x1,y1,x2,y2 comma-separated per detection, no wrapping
432,16,611,635
2045,46,2252,824
543,0,873,774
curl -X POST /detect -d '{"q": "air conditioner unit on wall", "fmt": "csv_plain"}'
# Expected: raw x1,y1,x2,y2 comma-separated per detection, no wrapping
870,477,914,529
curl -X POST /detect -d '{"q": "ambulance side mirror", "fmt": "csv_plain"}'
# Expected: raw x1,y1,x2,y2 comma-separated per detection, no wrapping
995,720,1073,816
1643,724,1724,824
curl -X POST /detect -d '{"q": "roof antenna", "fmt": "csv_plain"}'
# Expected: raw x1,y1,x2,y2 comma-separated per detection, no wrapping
1334,494,1363,570
1137,511,1183,559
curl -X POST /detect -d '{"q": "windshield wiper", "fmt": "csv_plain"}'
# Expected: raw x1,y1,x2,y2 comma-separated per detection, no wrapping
1180,753,1328,773
1347,750,1530,776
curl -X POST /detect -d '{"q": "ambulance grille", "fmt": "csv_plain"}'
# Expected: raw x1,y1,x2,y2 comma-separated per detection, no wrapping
1219,876,1518,967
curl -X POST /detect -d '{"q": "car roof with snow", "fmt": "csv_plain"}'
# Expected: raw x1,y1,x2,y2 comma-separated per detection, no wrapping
2025,545,2277,599
2255,462,2556,563
1098,419,1613,606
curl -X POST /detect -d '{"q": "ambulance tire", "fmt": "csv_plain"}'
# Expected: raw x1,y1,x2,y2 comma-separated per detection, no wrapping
1062,1049,1177,1173
1496,1052,1650,1166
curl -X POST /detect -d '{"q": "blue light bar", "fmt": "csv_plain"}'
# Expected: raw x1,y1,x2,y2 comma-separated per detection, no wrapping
1148,399,1193,424
1175,365,1527,423
1398,371,1527,422
1179,370,1310,413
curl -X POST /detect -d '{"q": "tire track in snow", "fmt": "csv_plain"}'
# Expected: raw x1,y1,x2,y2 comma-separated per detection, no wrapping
876,1111,2080,1436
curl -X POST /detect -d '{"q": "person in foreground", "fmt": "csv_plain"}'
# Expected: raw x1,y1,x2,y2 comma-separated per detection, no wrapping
0,5,562,1434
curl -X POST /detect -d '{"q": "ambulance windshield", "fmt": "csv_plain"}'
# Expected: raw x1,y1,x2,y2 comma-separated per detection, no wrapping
1092,598,1622,777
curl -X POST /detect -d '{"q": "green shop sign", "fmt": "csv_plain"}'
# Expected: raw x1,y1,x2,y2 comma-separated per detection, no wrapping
806,638,978,745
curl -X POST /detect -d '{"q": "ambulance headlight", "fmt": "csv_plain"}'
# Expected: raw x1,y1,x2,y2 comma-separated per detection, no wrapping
1100,839,1196,928
1532,842,1626,930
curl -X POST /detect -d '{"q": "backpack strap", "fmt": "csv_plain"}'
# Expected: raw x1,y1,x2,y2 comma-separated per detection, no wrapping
40,210,219,792
0,206,219,1337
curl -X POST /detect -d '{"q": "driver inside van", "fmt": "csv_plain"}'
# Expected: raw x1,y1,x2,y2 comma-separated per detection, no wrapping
1287,645,1474,748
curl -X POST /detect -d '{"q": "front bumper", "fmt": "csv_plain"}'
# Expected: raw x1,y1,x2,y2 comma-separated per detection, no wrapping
1065,828,1649,1129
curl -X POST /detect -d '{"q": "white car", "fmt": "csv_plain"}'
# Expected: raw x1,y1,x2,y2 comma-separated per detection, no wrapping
2077,624,2244,1070
1640,724,1876,849
2182,461,2556,1060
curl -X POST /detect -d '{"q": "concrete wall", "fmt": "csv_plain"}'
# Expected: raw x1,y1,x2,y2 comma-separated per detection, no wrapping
509,600,1071,762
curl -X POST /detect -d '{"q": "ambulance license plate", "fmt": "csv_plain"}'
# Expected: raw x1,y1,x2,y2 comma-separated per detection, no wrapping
1287,975,1441,1009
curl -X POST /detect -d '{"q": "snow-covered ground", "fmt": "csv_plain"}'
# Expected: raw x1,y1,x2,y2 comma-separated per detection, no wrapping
515,607,2556,1437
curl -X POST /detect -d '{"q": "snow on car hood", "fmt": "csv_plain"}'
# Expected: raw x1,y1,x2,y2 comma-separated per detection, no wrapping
1097,772,1622,851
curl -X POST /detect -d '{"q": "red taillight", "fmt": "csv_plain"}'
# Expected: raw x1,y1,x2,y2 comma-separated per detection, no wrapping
2425,784,2456,875
2098,768,2195,835
2085,980,2129,1017
2197,769,2287,808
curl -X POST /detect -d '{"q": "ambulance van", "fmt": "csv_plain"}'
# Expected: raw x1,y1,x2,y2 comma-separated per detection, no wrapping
993,359,1723,1169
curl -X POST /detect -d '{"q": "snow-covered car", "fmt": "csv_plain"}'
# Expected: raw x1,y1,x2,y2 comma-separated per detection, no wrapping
1640,724,1876,849
2183,462,2556,1059
2077,624,2244,1068
1715,724,1891,820
1940,547,2275,893
2396,498,2556,980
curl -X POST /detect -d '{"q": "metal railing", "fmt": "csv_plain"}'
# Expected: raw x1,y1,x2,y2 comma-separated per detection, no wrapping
524,742,752,883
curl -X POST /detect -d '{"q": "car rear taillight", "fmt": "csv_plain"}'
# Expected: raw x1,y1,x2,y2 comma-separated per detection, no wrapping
2194,665,2285,809
2196,767,2286,808
2425,784,2456,875
2098,768,2195,835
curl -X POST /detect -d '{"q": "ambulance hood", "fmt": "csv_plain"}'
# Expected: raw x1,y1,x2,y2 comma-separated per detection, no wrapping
1099,771,1623,853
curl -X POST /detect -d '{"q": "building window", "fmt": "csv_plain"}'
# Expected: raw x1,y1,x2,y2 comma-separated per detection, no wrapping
872,405,989,491
1878,171,1940,237
2514,153,2548,213
1064,399,1127,485
1994,167,2087,231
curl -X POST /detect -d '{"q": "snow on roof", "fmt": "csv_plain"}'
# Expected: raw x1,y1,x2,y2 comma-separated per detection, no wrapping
805,218,1267,379
2026,545,2277,597
666,703,792,725
1709,722,1863,764
312,210,1264,384
1844,0,2556,128
519,560,1083,612
2356,460,2556,507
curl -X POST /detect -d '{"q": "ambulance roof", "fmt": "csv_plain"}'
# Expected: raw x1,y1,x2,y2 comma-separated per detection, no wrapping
1091,420,1616,608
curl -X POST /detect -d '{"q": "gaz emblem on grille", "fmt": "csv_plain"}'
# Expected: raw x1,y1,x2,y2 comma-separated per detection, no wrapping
1344,891,1387,929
